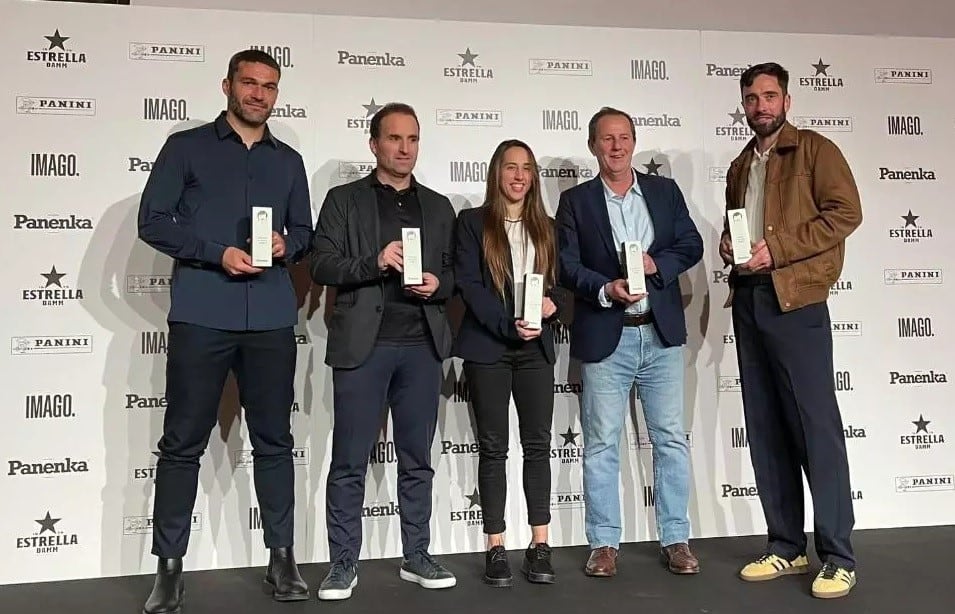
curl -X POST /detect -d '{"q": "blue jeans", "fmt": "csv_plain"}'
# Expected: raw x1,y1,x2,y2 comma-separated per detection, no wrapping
580,324,690,548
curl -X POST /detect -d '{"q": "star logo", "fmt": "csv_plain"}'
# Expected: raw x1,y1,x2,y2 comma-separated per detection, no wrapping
458,47,479,67
560,426,580,447
913,415,930,433
45,29,70,51
35,511,60,535
41,266,66,288
465,487,481,508
728,107,746,126
901,210,920,228
643,157,663,176
812,58,830,76
362,97,382,118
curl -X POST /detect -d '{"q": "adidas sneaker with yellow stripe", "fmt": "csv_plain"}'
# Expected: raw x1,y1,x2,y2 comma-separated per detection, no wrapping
739,553,810,581
811,562,856,599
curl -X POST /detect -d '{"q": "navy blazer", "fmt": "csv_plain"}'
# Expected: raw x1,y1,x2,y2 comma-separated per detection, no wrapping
453,206,566,365
556,170,703,362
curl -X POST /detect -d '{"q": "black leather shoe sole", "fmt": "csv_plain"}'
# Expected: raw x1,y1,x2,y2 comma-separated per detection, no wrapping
483,573,513,587
262,580,310,601
143,586,183,613
142,593,182,614
521,563,555,584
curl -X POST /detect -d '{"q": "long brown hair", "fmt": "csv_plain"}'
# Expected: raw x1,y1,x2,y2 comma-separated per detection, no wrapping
481,140,556,296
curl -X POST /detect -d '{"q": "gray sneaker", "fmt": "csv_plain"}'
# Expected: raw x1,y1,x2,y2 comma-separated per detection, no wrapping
399,551,457,589
316,561,357,600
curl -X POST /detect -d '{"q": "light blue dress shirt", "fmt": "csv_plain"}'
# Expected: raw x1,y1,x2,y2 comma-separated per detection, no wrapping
597,170,654,314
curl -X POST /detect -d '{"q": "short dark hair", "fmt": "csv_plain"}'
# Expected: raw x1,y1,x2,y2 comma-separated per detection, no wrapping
587,106,635,145
369,103,419,140
226,49,281,81
740,62,789,95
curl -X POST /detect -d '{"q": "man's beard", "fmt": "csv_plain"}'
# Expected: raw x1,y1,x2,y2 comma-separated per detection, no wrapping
748,111,786,137
227,89,270,127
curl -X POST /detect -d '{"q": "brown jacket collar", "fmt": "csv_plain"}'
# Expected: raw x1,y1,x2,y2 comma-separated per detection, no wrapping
739,120,799,161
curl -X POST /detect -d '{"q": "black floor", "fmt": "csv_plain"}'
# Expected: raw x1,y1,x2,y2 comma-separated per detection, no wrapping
2,526,953,614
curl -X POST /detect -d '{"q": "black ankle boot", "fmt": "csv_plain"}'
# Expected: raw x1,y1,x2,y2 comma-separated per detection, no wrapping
264,546,309,601
143,557,183,614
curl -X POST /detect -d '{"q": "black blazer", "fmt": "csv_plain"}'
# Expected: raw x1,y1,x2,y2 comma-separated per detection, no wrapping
309,173,456,369
452,205,567,364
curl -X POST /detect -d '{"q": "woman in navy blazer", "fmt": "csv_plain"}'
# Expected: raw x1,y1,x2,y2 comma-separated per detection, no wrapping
453,139,565,587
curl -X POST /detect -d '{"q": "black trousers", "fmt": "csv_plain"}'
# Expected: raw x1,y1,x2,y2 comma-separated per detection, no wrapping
732,279,855,569
464,341,554,535
152,323,296,558
327,342,442,562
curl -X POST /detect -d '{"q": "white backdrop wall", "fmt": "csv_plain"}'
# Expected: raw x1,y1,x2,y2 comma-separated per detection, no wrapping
2,0,952,585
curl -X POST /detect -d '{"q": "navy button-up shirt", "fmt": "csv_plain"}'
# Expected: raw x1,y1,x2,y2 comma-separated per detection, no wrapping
138,111,313,331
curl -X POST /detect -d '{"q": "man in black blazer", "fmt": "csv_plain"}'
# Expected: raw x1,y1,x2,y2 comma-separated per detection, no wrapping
557,107,703,578
309,103,457,600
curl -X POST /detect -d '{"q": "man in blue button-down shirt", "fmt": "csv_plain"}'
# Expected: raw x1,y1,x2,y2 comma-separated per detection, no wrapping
557,107,703,579
137,49,313,613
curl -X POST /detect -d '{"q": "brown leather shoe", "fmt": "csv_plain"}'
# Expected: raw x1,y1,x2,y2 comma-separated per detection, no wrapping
585,546,618,577
661,543,700,574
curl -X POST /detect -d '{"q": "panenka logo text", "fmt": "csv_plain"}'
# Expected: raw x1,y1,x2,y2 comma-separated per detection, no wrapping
879,168,936,181
337,50,405,67
539,166,594,180
8,457,89,476
889,371,947,385
705,63,751,77
13,214,93,231
631,113,682,128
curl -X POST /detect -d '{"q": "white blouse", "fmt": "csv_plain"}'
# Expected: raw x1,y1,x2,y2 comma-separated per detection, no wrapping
505,219,537,317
